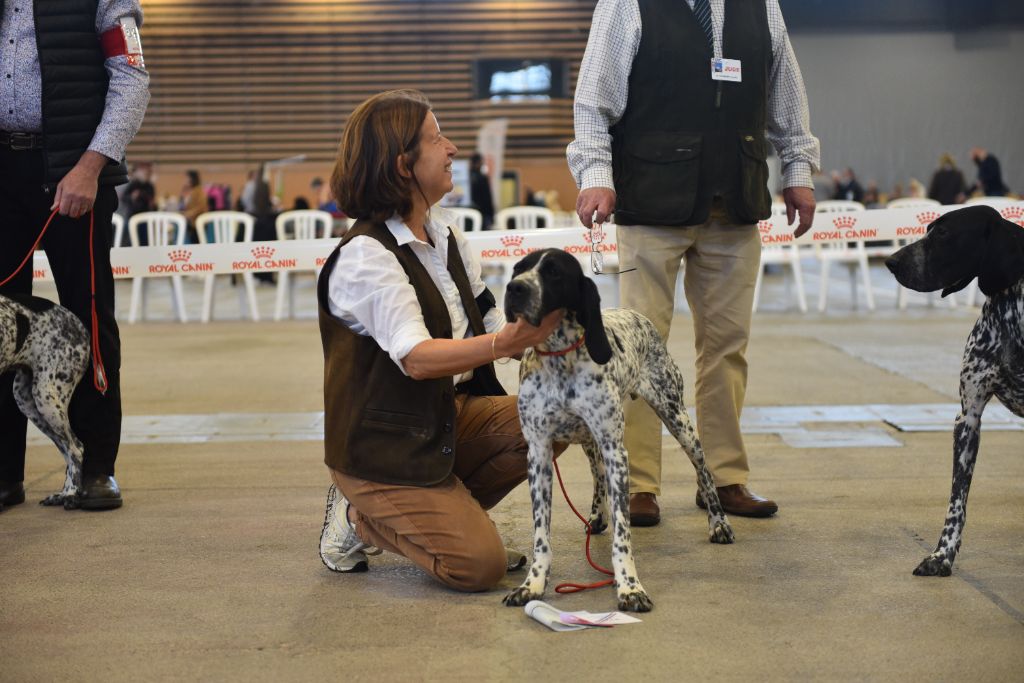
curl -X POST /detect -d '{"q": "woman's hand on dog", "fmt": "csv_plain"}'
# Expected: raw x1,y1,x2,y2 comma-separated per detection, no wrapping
498,309,565,359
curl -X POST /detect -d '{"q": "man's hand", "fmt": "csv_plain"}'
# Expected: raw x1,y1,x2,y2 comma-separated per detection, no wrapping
52,151,108,218
783,186,816,238
576,187,616,228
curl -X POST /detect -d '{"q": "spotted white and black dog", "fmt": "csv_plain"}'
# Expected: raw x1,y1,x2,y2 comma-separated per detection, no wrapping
886,205,1024,576
500,249,734,612
0,293,90,510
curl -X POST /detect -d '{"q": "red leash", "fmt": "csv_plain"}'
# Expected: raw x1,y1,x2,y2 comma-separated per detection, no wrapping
0,208,108,394
552,459,615,594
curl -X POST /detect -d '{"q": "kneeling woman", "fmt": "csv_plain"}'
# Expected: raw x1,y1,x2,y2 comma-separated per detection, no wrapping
317,90,563,592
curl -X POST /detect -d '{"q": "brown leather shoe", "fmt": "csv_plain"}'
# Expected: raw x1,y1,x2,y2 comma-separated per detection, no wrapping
629,492,660,527
697,484,777,518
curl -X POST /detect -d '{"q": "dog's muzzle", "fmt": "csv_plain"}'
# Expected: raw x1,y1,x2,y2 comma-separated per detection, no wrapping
504,279,541,324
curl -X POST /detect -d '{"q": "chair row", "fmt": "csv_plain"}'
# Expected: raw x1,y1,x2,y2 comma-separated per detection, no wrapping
114,210,333,323
754,196,1015,313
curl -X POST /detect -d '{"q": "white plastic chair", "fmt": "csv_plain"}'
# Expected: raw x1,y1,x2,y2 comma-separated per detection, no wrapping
273,209,332,321
961,198,1021,305
127,212,188,323
111,213,126,248
814,200,874,312
753,203,807,313
196,211,259,323
885,198,954,310
494,206,555,230
446,207,484,233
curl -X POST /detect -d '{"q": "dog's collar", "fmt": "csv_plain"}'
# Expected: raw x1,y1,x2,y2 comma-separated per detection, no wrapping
535,334,586,357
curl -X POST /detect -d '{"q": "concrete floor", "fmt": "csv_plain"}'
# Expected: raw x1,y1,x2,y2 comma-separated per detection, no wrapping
2,269,1023,681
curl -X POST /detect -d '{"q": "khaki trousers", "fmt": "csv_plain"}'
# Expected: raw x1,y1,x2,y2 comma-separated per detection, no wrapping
619,203,762,493
331,394,530,593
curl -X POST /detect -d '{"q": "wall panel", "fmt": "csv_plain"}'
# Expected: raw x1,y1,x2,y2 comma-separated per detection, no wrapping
131,0,596,166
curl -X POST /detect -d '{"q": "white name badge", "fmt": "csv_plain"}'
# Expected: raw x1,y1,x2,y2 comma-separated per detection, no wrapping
711,58,742,82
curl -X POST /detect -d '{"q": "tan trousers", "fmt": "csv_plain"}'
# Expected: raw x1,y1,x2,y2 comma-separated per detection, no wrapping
619,203,762,493
331,394,531,593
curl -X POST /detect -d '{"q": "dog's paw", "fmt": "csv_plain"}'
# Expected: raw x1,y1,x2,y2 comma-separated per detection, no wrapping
617,590,654,613
709,521,735,544
587,512,607,535
503,586,541,607
39,493,65,507
913,554,952,577
39,491,81,509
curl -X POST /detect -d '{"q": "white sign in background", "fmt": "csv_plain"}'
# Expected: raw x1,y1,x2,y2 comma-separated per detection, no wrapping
29,204,1024,282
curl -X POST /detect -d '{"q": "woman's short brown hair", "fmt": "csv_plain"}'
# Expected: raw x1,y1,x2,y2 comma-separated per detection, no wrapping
331,89,432,223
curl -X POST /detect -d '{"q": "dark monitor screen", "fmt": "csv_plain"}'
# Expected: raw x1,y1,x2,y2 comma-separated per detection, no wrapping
473,59,567,101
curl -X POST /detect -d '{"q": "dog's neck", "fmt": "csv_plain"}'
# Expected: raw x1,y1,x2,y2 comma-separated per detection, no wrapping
535,315,585,356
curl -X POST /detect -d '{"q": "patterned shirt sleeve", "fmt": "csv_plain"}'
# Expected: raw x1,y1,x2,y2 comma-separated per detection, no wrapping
566,0,641,192
765,0,821,189
88,0,150,162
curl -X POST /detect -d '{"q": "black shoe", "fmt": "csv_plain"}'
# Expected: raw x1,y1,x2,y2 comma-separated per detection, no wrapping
0,480,26,510
78,475,123,511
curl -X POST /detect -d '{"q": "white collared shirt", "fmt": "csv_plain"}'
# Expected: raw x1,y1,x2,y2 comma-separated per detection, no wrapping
327,208,505,382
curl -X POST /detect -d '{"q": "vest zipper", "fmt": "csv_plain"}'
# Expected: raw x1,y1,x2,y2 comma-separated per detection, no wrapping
715,82,722,109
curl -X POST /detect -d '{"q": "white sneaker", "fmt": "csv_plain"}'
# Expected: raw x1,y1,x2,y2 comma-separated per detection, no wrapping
319,484,378,573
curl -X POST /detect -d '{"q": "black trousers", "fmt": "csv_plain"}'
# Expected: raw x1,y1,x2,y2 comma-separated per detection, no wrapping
0,147,122,482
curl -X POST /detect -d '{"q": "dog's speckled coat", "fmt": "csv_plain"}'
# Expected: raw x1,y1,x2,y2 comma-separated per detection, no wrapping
0,293,90,508
500,249,733,612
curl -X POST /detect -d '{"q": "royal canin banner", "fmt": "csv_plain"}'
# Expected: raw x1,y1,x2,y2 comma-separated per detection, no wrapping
31,203,1024,282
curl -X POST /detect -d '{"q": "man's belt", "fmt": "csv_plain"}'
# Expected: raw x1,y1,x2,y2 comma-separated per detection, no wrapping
0,130,44,150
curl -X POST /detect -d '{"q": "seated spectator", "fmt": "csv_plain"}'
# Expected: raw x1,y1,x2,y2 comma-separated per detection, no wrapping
928,153,967,205
831,168,864,203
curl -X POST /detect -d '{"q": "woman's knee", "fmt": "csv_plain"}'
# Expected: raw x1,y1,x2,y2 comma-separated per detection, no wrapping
435,538,507,593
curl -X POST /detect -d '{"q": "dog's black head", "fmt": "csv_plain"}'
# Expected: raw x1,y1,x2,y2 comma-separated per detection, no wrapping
504,248,612,364
885,205,1024,298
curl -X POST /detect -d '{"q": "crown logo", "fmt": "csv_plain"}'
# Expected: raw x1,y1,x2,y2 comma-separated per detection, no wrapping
251,246,276,259
757,220,773,236
500,235,524,247
832,216,857,230
168,249,191,262
1001,206,1024,225
583,229,607,244
916,211,941,225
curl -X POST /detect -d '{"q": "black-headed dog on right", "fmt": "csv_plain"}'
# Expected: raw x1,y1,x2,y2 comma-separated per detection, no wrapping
886,205,1024,576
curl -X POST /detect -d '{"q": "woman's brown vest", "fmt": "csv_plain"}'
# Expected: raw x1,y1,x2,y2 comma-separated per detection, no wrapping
317,220,505,486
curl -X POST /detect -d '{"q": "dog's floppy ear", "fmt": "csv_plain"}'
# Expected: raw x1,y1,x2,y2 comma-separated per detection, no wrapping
979,216,1024,297
577,277,612,364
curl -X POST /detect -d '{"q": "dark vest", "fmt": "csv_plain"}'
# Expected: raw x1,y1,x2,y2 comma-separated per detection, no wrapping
318,220,505,486
13,0,129,186
612,0,772,226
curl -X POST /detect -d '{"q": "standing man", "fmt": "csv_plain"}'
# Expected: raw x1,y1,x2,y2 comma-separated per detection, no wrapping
968,147,1009,198
569,0,819,524
0,0,150,511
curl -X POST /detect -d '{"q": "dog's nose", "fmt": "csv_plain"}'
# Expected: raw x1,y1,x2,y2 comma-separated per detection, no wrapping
885,255,899,274
506,280,529,300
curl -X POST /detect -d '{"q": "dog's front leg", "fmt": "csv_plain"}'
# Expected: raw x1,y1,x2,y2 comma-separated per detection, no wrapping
583,438,608,534
914,388,989,576
503,440,556,607
602,441,652,612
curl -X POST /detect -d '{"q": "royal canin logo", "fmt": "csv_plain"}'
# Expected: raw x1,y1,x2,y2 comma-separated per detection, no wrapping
500,235,524,247
757,220,773,236
1001,206,1024,226
916,211,941,225
251,246,276,259
168,249,192,263
583,229,607,244
832,216,857,230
